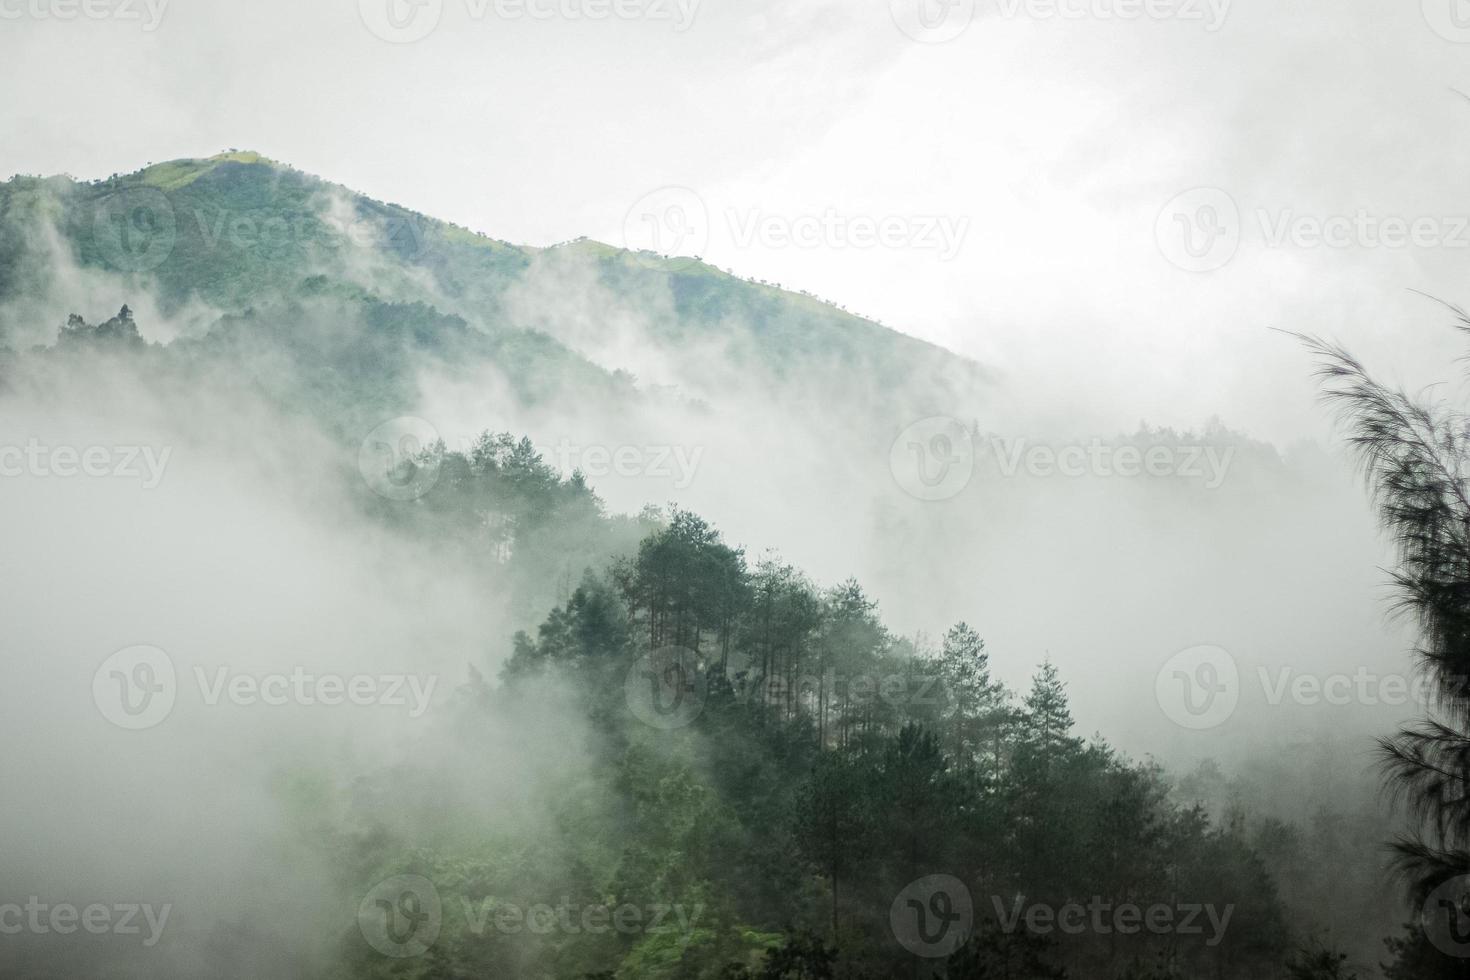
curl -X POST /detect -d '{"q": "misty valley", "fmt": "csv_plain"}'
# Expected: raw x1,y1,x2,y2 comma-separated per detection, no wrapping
5,58,1470,977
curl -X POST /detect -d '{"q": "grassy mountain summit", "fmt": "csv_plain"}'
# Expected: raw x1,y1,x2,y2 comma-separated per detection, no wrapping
0,151,992,424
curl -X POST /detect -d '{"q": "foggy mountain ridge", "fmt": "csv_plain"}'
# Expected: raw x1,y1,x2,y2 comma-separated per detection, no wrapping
0,151,1412,738
0,149,1434,978
0,150,996,423
0,151,1326,545
16,2,1470,975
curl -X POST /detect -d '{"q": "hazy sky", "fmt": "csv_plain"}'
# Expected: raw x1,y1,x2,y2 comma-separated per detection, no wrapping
5,0,1470,444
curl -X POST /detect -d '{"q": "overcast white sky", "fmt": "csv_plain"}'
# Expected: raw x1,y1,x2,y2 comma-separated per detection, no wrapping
4,0,1470,445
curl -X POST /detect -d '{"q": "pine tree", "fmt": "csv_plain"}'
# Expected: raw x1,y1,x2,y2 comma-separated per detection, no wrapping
1302,327,1470,907
1022,660,1077,758
937,622,1010,771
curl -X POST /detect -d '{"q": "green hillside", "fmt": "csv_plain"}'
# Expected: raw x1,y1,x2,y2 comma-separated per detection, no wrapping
0,152,992,422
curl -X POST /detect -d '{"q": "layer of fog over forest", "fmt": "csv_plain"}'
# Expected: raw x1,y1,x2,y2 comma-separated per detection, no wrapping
0,158,1430,978
8,6,1470,978
1,180,1415,758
